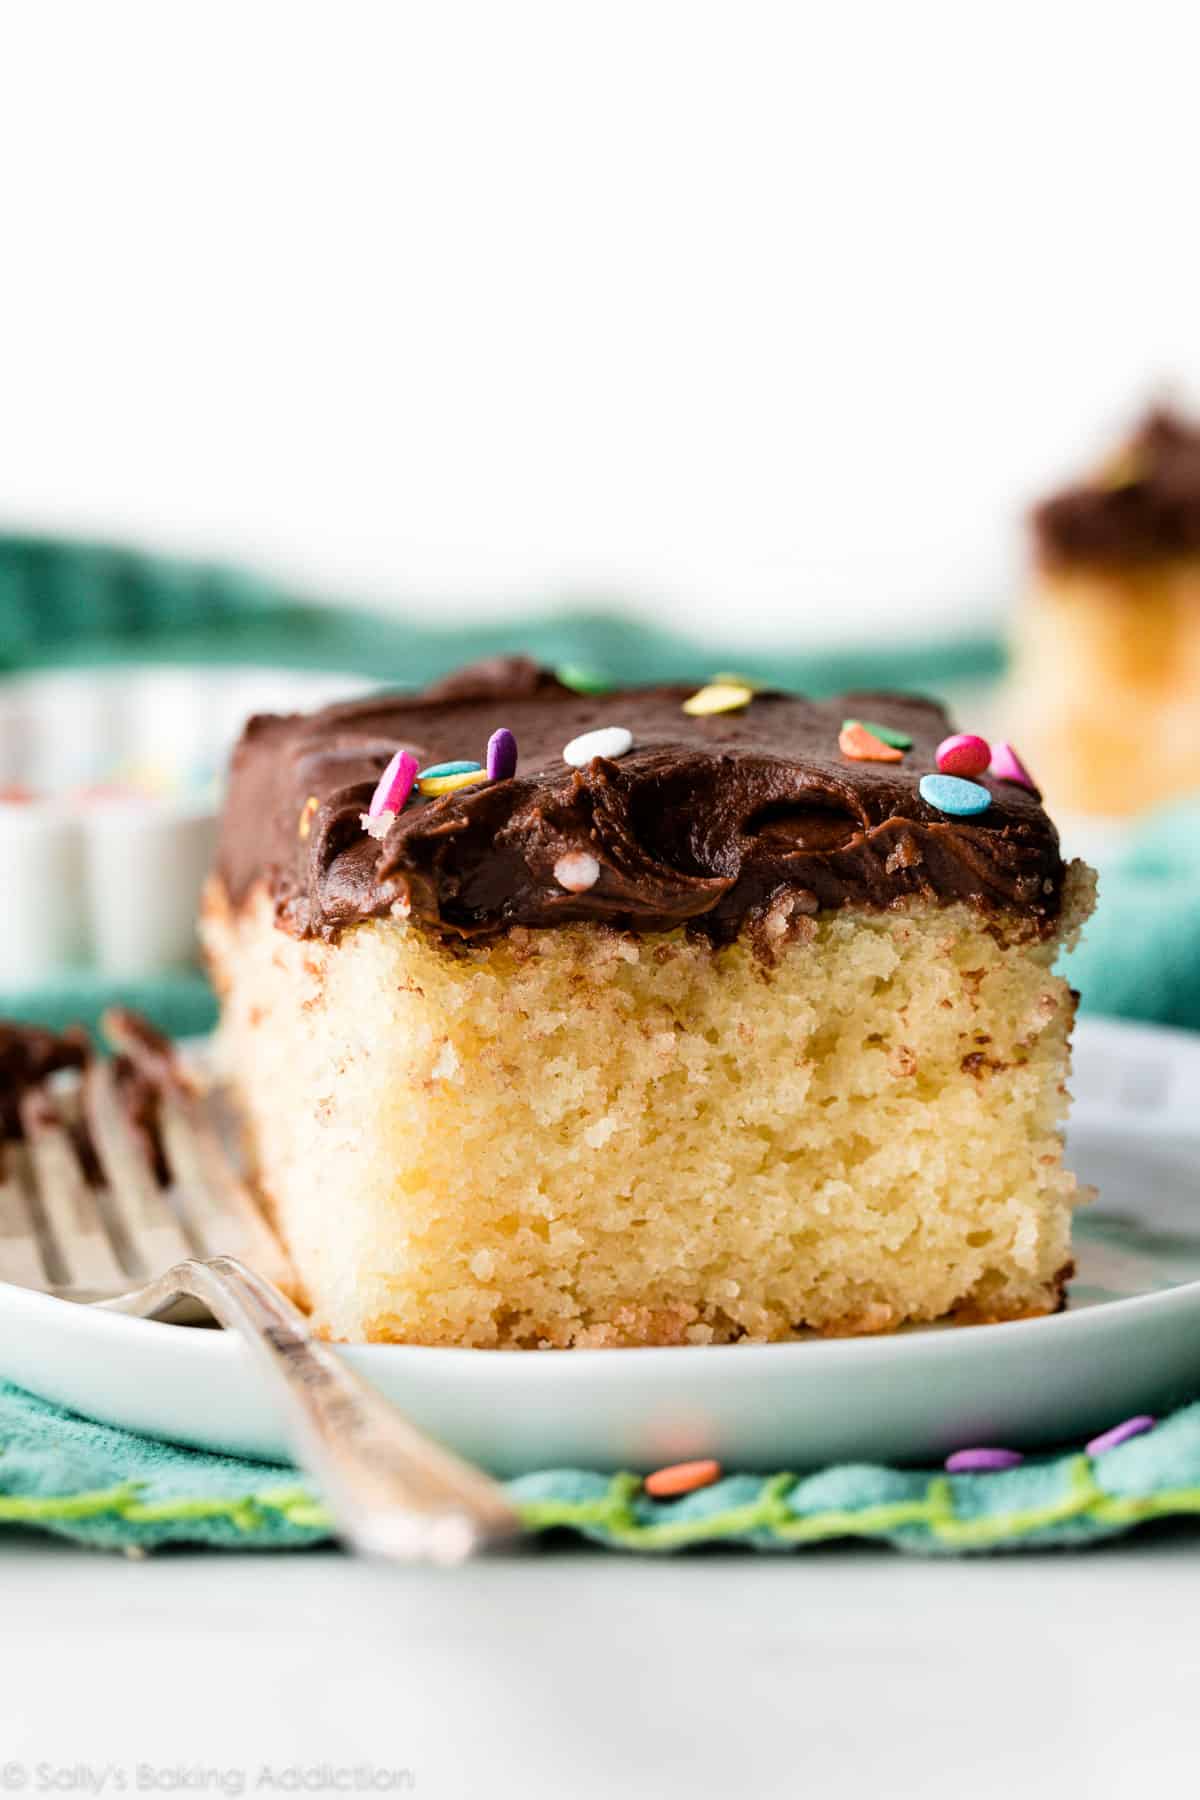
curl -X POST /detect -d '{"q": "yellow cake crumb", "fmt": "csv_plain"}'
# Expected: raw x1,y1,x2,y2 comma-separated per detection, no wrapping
203,865,1095,1347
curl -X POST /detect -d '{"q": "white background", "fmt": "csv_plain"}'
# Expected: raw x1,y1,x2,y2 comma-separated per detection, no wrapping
6,1533,1200,1799
1,1,1197,647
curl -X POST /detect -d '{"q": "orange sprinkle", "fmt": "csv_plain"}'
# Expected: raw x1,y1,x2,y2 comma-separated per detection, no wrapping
297,794,320,839
644,1458,722,1499
838,722,903,763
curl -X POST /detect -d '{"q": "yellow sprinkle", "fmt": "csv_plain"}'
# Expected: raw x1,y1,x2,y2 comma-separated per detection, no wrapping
682,682,754,717
297,794,319,839
418,769,491,797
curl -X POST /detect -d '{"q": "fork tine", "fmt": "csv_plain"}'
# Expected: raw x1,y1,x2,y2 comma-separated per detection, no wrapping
18,1088,127,1295
103,1009,297,1296
82,1059,194,1281
0,1146,49,1289
155,1088,299,1294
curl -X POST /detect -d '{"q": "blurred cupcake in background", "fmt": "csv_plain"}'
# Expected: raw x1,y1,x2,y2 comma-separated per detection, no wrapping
1013,407,1200,817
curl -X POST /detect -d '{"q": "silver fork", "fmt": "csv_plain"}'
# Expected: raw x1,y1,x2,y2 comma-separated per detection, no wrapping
0,1012,521,1564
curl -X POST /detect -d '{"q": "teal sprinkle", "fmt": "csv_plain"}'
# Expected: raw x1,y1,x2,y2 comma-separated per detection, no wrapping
418,760,483,779
919,773,991,817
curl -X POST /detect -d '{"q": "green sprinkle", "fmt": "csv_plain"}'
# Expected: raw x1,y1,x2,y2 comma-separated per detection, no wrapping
555,664,614,696
842,718,912,750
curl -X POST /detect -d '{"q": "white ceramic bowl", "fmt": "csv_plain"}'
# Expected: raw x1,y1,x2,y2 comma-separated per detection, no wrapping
0,664,372,984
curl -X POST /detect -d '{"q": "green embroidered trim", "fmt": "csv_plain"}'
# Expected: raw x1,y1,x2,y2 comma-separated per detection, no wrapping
5,1459,1200,1548
514,1459,1200,1551
0,1482,331,1533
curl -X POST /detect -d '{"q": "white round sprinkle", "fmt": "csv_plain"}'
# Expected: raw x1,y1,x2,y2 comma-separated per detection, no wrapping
554,851,601,893
359,808,396,841
562,725,634,768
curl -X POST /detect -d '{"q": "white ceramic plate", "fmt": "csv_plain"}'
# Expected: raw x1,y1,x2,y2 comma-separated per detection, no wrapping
2,1015,1198,1476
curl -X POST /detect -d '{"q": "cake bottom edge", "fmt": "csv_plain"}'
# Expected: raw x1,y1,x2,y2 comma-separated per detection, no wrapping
308,1260,1077,1347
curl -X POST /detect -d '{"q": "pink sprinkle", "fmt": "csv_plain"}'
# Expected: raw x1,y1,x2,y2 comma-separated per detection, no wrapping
487,728,518,782
990,741,1038,792
368,750,419,821
944,1447,1024,1473
1086,1415,1155,1457
936,733,991,779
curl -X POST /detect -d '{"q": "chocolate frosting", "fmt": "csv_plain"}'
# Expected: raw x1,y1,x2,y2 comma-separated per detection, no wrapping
1033,408,1200,568
215,657,1066,948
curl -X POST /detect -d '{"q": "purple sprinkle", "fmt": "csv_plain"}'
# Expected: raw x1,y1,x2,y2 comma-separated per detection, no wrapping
1086,1415,1155,1458
486,728,518,782
944,1447,1024,1474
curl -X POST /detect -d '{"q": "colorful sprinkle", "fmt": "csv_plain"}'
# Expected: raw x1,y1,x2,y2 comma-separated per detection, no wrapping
920,773,991,817
644,1458,723,1498
713,670,763,692
936,733,992,778
417,759,488,798
418,760,482,780
839,722,903,763
297,794,320,840
419,768,490,797
0,783,37,804
368,749,419,820
683,682,753,717
554,851,601,892
563,726,634,768
990,741,1037,792
362,752,417,840
1086,1415,1155,1457
486,728,518,782
944,1447,1024,1473
556,664,614,696
842,718,913,750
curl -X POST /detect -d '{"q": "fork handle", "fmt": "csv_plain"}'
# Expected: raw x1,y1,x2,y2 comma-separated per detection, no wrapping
102,1256,522,1562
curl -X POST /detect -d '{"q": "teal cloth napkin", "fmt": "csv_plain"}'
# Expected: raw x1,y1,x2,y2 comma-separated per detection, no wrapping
0,530,1003,692
3,1381,1199,1555
1063,802,1200,1033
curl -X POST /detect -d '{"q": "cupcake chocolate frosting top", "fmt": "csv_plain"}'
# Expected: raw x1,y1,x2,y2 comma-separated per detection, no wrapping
215,657,1066,947
1033,408,1200,568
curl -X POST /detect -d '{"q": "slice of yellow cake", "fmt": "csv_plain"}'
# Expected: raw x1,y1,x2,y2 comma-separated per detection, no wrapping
1016,406,1200,816
203,657,1094,1347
